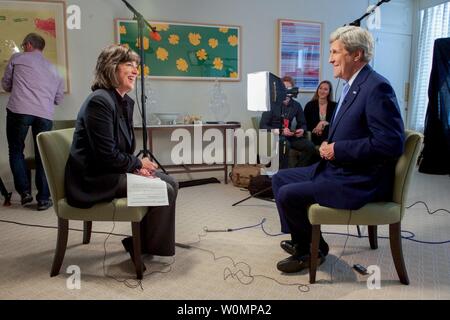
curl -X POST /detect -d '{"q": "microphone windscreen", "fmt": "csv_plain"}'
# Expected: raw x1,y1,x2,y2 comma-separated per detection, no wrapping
150,31,161,41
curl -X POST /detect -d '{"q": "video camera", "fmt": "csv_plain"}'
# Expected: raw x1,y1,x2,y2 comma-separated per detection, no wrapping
285,87,299,99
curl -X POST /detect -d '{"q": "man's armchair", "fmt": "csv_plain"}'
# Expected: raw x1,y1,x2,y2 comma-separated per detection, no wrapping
307,130,423,285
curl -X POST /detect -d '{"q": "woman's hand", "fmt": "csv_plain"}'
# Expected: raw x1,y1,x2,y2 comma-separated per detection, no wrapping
312,125,323,135
136,168,154,177
313,121,329,136
140,157,158,173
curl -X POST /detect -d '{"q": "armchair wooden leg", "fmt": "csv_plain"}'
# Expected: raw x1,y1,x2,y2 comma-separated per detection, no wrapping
131,222,143,280
83,221,92,244
389,222,410,285
368,225,378,249
309,225,321,284
50,217,69,277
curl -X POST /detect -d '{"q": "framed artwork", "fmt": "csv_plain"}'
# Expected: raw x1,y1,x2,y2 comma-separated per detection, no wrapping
116,19,240,81
278,19,322,92
0,0,69,93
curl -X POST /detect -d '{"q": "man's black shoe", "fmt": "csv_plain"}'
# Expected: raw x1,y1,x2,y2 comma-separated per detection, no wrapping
281,240,330,257
21,192,33,206
280,240,297,256
37,199,53,211
277,252,326,273
122,237,147,272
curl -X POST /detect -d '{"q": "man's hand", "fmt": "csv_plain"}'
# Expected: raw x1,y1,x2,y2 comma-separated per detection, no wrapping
282,127,294,137
319,142,335,160
294,128,304,137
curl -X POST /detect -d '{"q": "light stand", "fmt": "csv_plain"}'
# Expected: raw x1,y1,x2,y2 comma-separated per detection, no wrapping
232,72,288,206
121,0,167,174
232,95,295,207
347,0,391,27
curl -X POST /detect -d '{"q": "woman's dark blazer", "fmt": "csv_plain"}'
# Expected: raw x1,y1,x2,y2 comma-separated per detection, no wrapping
304,99,337,145
65,89,142,208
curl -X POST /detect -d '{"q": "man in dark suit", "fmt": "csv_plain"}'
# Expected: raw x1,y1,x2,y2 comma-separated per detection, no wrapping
272,26,405,273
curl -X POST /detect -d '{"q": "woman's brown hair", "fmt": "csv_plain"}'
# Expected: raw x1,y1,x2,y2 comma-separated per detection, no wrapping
91,44,140,91
312,80,334,103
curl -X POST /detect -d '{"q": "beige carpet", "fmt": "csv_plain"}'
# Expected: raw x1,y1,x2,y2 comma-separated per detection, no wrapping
0,170,449,300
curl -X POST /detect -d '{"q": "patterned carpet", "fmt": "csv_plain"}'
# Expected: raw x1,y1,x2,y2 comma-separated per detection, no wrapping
0,170,449,299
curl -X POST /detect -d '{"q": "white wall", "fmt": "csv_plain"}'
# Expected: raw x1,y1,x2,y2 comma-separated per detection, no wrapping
0,0,370,185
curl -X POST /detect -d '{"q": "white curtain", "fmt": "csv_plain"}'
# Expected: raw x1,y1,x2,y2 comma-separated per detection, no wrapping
410,1,450,132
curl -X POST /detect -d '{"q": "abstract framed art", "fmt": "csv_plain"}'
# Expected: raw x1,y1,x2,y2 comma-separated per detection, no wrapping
278,19,322,92
116,19,240,81
0,0,69,93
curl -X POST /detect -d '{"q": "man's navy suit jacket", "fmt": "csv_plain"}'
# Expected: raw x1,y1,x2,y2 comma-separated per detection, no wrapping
311,64,405,209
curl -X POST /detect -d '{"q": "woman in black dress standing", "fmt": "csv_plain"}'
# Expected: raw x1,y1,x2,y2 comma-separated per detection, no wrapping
304,80,336,146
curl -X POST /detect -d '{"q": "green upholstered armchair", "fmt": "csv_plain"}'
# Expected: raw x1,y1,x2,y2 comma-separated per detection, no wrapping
308,130,423,285
25,120,77,181
37,128,148,279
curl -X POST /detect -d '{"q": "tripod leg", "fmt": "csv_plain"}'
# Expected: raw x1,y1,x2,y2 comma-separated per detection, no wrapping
232,194,254,206
148,153,168,175
232,186,273,206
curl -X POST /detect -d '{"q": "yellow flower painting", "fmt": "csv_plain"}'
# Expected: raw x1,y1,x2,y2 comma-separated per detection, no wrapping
213,57,223,70
156,47,169,61
176,58,189,72
138,65,150,76
228,35,238,47
118,21,239,79
196,49,208,61
154,23,169,31
188,33,201,46
136,37,150,50
208,38,218,49
168,34,179,45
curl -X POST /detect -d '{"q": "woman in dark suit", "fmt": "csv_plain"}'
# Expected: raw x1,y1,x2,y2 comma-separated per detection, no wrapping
65,45,178,265
304,80,337,146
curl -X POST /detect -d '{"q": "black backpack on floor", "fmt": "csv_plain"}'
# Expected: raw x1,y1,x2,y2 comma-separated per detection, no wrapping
248,175,273,199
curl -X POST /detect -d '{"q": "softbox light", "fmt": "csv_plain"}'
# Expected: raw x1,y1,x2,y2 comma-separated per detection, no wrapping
247,71,286,112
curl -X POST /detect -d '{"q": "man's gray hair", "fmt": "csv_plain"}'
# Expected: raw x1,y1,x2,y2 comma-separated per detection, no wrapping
330,26,374,62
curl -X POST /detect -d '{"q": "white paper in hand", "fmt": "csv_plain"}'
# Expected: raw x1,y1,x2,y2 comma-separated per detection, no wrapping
126,173,169,207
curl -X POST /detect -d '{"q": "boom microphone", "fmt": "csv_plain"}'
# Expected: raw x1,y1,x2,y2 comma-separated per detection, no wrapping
150,30,161,41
